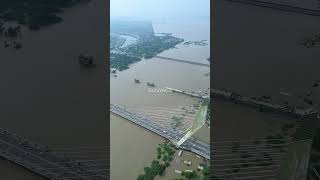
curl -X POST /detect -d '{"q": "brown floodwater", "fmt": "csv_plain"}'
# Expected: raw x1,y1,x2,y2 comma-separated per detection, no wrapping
110,19,210,179
0,0,108,178
214,0,320,106
212,2,320,179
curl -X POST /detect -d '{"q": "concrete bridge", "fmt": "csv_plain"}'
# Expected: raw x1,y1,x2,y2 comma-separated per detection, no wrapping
154,56,210,67
0,128,108,180
225,0,320,16
165,87,210,100
110,104,210,160
212,88,319,119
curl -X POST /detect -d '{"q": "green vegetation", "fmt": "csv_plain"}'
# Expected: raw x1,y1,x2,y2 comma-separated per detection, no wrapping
171,116,183,129
137,160,166,180
158,140,175,159
202,176,210,180
110,33,183,71
110,34,125,50
0,0,90,30
202,165,210,179
176,164,210,180
0,22,23,49
300,33,320,48
137,141,175,180
181,170,197,179
110,53,140,71
124,34,183,58
0,0,89,49
110,20,184,71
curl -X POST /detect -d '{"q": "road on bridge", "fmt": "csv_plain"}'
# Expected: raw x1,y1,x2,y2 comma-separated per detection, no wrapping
110,104,210,160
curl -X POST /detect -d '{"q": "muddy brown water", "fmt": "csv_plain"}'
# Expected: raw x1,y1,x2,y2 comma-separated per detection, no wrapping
110,19,210,179
0,0,108,179
214,0,320,106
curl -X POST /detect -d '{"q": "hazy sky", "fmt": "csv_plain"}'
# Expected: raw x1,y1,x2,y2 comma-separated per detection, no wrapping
110,0,210,20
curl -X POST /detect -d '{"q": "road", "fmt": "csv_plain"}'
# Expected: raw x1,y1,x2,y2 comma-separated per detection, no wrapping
110,104,210,160
211,88,319,118
0,128,108,180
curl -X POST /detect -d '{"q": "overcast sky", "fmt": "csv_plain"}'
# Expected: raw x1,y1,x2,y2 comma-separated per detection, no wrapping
110,0,210,20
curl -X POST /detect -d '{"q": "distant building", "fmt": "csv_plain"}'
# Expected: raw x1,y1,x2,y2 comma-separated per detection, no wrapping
184,160,192,166
174,169,182,174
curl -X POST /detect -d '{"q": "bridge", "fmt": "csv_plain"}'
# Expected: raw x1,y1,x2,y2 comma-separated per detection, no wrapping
165,87,209,100
154,56,210,67
211,88,319,119
225,0,320,16
110,104,210,160
0,128,108,180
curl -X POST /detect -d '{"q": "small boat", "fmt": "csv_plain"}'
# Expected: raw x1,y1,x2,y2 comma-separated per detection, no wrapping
280,92,291,97
147,82,155,87
79,54,94,66
134,79,140,83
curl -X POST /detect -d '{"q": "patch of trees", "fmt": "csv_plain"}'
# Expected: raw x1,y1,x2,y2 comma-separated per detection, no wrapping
137,160,166,180
137,141,175,180
181,170,197,179
300,33,320,48
110,53,140,71
0,22,23,49
202,165,210,180
0,0,90,30
123,35,184,59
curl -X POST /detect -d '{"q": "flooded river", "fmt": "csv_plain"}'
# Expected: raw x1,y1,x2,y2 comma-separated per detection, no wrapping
0,0,108,178
110,18,210,179
214,0,320,106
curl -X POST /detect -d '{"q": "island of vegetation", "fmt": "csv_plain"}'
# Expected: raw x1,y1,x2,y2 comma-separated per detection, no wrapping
0,0,90,31
110,20,184,72
300,33,320,48
137,139,211,180
110,53,140,71
137,140,176,180
173,163,210,180
0,21,23,49
0,0,90,50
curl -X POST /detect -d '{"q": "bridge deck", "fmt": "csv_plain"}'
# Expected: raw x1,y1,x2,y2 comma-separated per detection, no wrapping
165,87,209,100
154,56,210,67
0,128,107,180
110,104,210,159
211,88,319,119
